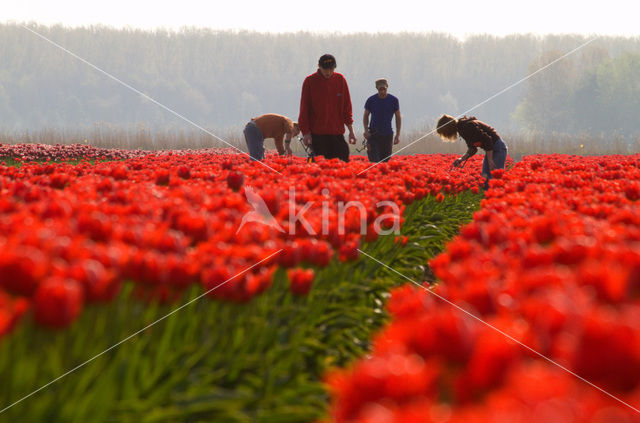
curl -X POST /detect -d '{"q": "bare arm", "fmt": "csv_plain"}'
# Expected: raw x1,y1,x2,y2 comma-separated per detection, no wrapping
283,131,293,155
274,135,285,155
347,124,356,144
394,110,401,144
363,109,371,139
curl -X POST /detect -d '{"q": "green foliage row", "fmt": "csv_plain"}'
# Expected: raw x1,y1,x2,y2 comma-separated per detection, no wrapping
0,157,20,166
0,192,481,423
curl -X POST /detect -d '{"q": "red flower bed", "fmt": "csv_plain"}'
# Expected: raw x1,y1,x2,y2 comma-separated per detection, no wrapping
0,151,485,337
325,154,640,422
0,142,238,162
0,143,149,162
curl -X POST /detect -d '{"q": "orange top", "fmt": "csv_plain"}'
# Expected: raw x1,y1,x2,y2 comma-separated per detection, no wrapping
252,114,295,154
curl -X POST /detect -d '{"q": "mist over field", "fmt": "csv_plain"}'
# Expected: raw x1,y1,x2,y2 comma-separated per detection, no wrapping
1,23,640,149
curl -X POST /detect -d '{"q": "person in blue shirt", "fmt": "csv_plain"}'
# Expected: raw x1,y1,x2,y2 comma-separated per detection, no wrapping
362,79,401,162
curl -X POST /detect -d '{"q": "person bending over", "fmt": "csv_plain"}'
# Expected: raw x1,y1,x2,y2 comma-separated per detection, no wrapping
243,113,299,161
436,114,508,189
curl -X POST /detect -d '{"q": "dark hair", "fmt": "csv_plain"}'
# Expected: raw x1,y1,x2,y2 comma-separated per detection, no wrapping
318,54,337,69
436,114,458,141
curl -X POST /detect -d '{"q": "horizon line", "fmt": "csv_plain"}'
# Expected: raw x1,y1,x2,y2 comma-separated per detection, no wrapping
2,20,638,40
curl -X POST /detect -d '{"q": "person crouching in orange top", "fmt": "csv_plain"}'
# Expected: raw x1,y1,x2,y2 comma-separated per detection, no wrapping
243,113,300,161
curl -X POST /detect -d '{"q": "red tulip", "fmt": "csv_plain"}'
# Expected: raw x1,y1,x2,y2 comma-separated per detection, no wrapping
33,277,84,329
226,171,244,191
154,169,170,185
0,246,48,296
287,268,314,296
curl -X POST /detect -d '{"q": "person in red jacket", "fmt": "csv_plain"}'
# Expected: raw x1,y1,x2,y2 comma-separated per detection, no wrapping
298,54,357,162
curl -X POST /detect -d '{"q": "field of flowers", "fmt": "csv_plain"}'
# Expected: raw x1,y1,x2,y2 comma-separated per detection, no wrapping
0,145,485,333
0,144,484,422
2,144,638,422
325,154,640,422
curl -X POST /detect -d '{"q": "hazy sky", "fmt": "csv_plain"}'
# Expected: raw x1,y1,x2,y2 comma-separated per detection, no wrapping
2,0,638,38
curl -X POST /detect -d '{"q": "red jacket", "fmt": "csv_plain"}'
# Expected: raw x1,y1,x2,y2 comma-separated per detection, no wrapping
298,70,354,136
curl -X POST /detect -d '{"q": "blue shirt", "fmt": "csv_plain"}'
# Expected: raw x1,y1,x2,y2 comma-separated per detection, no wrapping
364,94,399,136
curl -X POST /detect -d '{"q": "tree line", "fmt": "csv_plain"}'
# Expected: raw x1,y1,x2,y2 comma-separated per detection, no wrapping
1,23,640,139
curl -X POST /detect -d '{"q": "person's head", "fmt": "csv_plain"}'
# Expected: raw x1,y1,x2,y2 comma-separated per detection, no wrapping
292,122,300,137
375,78,388,98
436,114,459,141
318,54,336,79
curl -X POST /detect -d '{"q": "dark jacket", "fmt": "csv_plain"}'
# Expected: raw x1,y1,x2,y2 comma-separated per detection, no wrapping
457,116,500,156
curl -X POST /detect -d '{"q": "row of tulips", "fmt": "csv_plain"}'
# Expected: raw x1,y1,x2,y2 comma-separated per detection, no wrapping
0,185,484,423
325,154,640,422
0,142,239,163
0,142,150,162
0,149,486,338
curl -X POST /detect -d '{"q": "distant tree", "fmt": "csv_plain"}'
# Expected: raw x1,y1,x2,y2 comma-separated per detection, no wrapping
1,23,640,139
570,71,602,133
514,45,640,137
593,52,640,135
568,47,610,133
512,49,579,133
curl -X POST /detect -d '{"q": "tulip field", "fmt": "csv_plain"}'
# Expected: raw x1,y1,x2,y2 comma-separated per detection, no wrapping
325,154,640,422
1,144,640,422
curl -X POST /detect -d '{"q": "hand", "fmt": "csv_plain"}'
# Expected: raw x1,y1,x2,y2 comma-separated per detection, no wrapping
302,133,312,147
452,158,463,168
348,132,357,145
393,135,400,145
285,145,293,156
363,130,370,140
489,160,497,171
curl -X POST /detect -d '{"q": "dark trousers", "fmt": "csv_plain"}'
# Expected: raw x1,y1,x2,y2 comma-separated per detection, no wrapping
482,138,508,189
311,134,350,162
367,133,393,162
243,120,264,161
